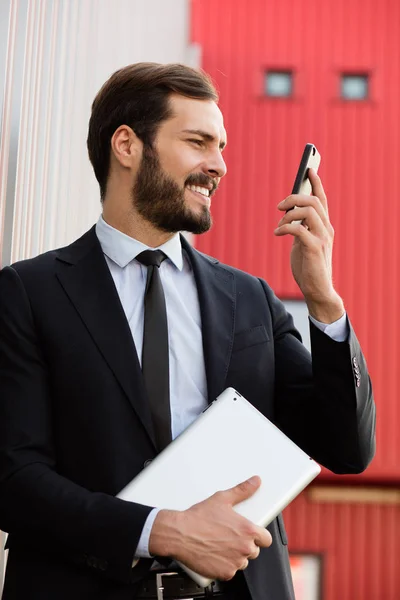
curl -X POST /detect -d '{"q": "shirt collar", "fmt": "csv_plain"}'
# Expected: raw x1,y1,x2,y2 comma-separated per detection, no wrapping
95,216,184,271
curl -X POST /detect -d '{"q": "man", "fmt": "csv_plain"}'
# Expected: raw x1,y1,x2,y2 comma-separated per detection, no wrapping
0,63,375,600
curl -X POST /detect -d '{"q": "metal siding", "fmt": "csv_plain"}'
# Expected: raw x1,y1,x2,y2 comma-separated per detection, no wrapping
191,0,400,481
283,491,400,600
0,0,193,265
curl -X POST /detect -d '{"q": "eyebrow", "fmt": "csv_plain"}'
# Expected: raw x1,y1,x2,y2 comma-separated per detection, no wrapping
182,129,227,150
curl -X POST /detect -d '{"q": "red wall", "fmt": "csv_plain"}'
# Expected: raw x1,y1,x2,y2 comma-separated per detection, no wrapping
191,0,400,483
284,491,400,600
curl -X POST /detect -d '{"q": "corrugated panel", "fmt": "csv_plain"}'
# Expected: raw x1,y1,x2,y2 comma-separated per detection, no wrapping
191,0,400,481
0,0,192,266
283,488,400,600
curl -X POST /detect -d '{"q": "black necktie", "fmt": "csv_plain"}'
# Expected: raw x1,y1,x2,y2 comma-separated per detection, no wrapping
136,250,172,451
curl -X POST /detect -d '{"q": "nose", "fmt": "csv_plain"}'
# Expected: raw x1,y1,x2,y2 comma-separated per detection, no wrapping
205,151,227,179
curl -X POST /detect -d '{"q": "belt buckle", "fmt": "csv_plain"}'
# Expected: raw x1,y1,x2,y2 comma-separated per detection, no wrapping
155,571,179,600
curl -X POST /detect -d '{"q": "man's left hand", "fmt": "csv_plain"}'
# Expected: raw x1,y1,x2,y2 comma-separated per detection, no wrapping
274,168,345,324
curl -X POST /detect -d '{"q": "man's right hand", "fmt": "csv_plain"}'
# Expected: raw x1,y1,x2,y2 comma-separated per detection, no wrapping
148,475,272,581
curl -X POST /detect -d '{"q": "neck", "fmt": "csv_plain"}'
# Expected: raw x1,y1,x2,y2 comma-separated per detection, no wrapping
102,203,175,248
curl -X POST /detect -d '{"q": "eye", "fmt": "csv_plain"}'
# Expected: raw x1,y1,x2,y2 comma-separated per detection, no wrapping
188,139,204,147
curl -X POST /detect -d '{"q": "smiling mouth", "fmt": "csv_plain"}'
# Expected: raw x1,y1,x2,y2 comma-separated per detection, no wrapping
186,184,211,198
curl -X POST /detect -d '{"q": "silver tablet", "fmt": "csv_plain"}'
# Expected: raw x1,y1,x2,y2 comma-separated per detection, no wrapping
117,387,321,587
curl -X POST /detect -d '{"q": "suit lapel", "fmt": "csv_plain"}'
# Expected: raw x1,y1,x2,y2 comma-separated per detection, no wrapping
55,227,157,450
182,237,236,403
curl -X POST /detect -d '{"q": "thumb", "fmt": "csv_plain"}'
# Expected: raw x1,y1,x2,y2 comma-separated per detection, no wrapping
225,476,261,506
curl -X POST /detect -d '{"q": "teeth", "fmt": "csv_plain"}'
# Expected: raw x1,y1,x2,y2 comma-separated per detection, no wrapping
187,185,210,197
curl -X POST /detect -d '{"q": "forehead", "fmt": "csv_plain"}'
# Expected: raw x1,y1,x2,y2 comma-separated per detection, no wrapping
160,94,227,144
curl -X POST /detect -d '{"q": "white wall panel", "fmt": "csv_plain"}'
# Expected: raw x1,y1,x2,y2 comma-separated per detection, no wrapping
0,0,194,265
0,0,194,587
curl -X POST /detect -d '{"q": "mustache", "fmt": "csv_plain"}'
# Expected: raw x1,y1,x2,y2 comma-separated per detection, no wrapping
185,173,218,196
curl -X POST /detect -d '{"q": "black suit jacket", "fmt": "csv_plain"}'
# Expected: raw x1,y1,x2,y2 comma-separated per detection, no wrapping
0,227,375,600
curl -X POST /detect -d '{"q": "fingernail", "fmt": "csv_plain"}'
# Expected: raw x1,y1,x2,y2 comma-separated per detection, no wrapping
248,476,259,486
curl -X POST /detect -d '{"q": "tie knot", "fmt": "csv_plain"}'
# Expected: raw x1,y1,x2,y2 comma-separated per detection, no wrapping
136,249,167,268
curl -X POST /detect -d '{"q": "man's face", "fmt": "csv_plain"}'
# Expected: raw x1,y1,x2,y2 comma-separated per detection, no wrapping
132,94,227,234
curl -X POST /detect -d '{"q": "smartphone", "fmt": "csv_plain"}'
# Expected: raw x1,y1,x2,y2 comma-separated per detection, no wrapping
292,143,321,195
288,143,321,224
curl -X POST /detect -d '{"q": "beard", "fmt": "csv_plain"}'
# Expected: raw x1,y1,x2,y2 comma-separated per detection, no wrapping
132,144,216,234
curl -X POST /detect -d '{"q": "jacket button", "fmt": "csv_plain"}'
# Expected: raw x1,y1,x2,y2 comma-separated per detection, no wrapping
143,459,153,468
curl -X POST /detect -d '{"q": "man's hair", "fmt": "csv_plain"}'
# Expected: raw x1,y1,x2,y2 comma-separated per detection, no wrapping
87,62,219,200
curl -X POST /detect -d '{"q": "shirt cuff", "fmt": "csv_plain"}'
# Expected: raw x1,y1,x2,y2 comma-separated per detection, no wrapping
309,312,349,342
133,507,162,561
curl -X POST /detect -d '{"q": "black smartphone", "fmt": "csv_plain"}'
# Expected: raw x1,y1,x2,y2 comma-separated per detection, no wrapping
288,143,321,224
291,143,321,195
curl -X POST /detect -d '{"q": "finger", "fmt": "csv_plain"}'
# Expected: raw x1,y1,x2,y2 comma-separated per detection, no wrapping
274,221,317,244
239,559,249,571
254,526,272,548
248,545,261,560
308,168,328,214
221,476,261,506
278,194,329,228
276,206,326,235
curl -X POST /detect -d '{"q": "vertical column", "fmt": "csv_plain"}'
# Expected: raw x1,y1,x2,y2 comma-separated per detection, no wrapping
0,0,29,267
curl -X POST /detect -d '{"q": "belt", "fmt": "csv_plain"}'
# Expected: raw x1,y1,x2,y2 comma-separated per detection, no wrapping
136,570,225,599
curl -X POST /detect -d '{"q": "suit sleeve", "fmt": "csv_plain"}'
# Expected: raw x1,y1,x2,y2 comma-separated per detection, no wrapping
0,266,153,583
258,279,376,474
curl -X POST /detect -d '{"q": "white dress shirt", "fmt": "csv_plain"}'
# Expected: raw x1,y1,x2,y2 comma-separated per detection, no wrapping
95,216,349,559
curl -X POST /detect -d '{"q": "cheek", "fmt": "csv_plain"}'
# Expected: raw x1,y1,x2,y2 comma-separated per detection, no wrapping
159,148,201,182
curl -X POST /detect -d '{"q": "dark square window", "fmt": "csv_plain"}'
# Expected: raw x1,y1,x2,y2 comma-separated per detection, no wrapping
265,71,293,97
341,74,369,100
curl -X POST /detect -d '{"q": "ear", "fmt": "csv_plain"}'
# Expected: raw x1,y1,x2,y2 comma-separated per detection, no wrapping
110,125,142,168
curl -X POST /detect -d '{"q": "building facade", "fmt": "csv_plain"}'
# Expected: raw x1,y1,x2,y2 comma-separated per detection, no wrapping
191,0,400,597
